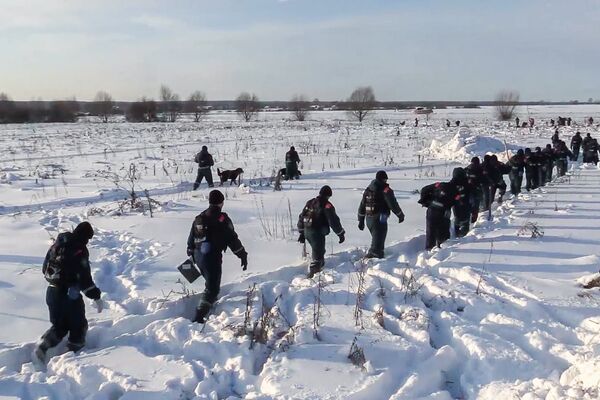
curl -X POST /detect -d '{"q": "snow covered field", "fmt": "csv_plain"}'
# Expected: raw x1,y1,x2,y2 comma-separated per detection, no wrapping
0,108,599,399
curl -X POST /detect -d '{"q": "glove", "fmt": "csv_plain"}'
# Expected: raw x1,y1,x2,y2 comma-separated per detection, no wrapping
186,248,193,257
358,220,365,231
84,287,101,300
94,299,104,313
338,234,345,244
298,233,305,244
398,213,405,223
240,250,248,271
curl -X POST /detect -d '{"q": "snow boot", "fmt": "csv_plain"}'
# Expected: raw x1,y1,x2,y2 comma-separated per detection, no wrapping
193,301,212,323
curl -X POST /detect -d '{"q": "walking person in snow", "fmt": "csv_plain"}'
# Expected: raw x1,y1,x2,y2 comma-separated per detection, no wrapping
465,156,484,222
34,222,103,362
542,144,556,183
508,149,525,196
193,145,215,190
570,132,582,161
297,186,345,278
285,146,301,180
450,167,473,238
358,171,405,259
555,141,572,176
187,190,248,323
419,178,459,250
524,148,539,191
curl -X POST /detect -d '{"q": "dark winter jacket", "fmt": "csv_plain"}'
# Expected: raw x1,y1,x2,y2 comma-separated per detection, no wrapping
418,181,459,211
358,179,404,223
195,150,214,169
285,150,300,164
298,196,345,236
508,154,525,174
187,206,245,259
465,162,484,189
42,232,101,300
571,134,582,149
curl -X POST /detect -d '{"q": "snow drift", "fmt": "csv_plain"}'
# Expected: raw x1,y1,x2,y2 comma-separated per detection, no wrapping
426,128,519,162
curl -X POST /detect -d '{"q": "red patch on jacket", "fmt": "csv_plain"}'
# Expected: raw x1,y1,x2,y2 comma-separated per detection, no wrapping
325,203,333,209
218,214,226,222
383,187,391,194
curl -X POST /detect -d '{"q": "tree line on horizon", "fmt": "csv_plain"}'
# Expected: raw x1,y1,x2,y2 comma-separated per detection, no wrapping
0,86,527,124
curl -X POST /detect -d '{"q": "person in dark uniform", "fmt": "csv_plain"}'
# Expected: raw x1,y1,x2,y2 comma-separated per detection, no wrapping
187,190,248,323
582,133,594,163
298,186,345,278
358,171,405,258
508,149,525,195
551,129,560,145
534,147,547,186
285,146,301,179
465,157,484,222
450,167,472,238
193,146,215,190
34,222,102,362
571,132,583,161
480,155,494,212
542,144,556,183
524,148,539,191
515,117,520,128
555,141,572,176
419,179,459,250
488,155,510,204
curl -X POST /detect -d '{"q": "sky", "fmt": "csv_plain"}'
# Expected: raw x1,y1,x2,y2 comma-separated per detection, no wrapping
1,0,599,102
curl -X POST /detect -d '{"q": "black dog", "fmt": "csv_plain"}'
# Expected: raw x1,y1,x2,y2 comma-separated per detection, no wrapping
217,168,244,185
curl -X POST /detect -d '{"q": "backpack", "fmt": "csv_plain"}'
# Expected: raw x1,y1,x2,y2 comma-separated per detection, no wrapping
301,198,324,228
364,187,384,216
43,234,70,286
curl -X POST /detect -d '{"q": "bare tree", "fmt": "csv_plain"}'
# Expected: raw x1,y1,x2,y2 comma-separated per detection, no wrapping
93,91,114,123
159,84,181,122
126,97,157,122
495,90,520,121
0,93,15,123
347,86,376,123
187,91,208,122
236,92,260,122
290,94,310,122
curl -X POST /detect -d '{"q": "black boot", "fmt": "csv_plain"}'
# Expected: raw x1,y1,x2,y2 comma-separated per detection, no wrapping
193,302,212,323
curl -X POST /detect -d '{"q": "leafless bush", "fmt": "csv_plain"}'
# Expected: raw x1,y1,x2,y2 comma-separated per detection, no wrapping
347,86,376,123
290,94,310,122
517,221,544,238
348,336,366,369
236,92,260,122
312,273,324,340
374,306,385,328
92,91,114,123
159,84,181,122
354,260,368,328
495,90,519,121
236,284,257,337
187,91,208,122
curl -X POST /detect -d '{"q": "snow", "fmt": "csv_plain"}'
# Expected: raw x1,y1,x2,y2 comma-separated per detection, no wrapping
0,109,599,399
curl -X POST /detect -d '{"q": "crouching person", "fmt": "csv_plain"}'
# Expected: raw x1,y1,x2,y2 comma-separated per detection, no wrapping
298,185,345,278
187,190,248,323
35,222,102,362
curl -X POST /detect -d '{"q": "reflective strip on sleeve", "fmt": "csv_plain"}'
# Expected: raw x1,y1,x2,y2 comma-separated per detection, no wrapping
232,247,245,254
82,285,97,294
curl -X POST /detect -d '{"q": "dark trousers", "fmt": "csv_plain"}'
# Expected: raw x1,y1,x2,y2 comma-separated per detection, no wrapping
545,162,553,183
557,159,568,176
306,228,326,273
453,203,471,238
285,161,299,179
194,251,223,306
40,286,88,352
426,208,451,250
509,171,523,195
538,166,546,186
572,145,580,161
470,188,482,222
481,185,491,211
525,167,538,190
193,168,214,190
366,214,388,258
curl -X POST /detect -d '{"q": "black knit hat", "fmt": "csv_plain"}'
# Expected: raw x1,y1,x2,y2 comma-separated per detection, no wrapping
73,221,94,241
319,185,332,198
202,145,208,151
375,170,388,181
208,190,225,205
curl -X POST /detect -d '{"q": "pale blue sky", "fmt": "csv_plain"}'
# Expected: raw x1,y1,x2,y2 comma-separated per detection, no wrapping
1,0,599,101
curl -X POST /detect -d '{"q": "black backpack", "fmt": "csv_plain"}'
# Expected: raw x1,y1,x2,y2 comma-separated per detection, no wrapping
301,198,324,228
363,188,384,216
43,234,70,286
